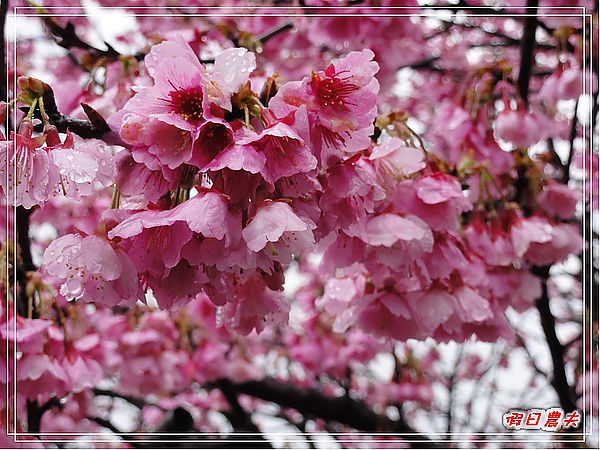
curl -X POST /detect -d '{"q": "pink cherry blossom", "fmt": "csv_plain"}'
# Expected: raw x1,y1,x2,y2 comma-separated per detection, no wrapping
495,108,545,148
115,151,179,203
42,234,139,306
270,49,379,166
538,65,583,103
224,275,290,335
0,118,52,209
525,223,583,266
124,37,209,132
49,132,116,200
369,135,426,189
538,182,579,219
242,201,315,263
392,172,472,231
208,47,257,111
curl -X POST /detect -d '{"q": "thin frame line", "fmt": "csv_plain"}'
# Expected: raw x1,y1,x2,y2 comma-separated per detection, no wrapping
5,6,596,447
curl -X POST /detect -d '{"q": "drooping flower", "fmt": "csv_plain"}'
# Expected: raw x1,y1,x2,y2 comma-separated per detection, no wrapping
207,112,317,184
269,49,379,166
355,291,428,341
487,268,542,312
538,65,583,104
242,201,315,265
48,130,116,200
109,213,194,279
318,156,386,234
223,275,290,335
391,172,472,231
346,212,433,250
115,151,179,204
42,234,139,306
115,311,190,396
464,208,553,266
0,118,53,209
108,190,243,305
495,108,547,148
525,223,583,266
369,134,425,189
538,182,579,219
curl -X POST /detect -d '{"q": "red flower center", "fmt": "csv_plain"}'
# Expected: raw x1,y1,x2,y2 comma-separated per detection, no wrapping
311,65,359,112
165,83,204,122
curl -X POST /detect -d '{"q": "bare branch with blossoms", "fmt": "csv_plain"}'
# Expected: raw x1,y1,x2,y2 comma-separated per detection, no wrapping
222,377,440,448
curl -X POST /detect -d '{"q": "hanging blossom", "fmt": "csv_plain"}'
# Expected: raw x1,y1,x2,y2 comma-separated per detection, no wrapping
0,120,116,209
110,38,255,173
46,128,116,200
43,234,139,307
0,118,52,209
30,36,586,346
269,49,380,166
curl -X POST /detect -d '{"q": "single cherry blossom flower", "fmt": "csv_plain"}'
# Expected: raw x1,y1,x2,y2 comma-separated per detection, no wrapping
270,49,379,166
42,234,139,306
0,118,53,209
242,201,315,265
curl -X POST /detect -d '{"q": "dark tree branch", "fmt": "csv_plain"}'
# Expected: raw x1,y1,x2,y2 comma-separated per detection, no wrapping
92,388,150,410
446,346,463,435
16,206,35,272
16,206,36,318
26,400,43,434
398,57,442,72
509,0,543,209
515,331,549,378
517,0,539,105
511,0,579,423
223,377,441,449
19,77,111,139
217,380,273,449
40,84,110,138
39,13,120,62
426,0,576,51
201,21,294,64
26,398,61,434
532,266,579,414
258,21,293,44
18,206,44,433
436,19,521,45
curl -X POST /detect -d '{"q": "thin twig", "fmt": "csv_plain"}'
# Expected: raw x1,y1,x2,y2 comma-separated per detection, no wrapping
19,78,112,139
258,21,293,44
38,12,120,61
563,99,580,184
446,345,464,436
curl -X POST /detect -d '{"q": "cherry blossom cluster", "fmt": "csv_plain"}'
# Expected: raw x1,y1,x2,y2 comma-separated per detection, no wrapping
2,33,586,341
